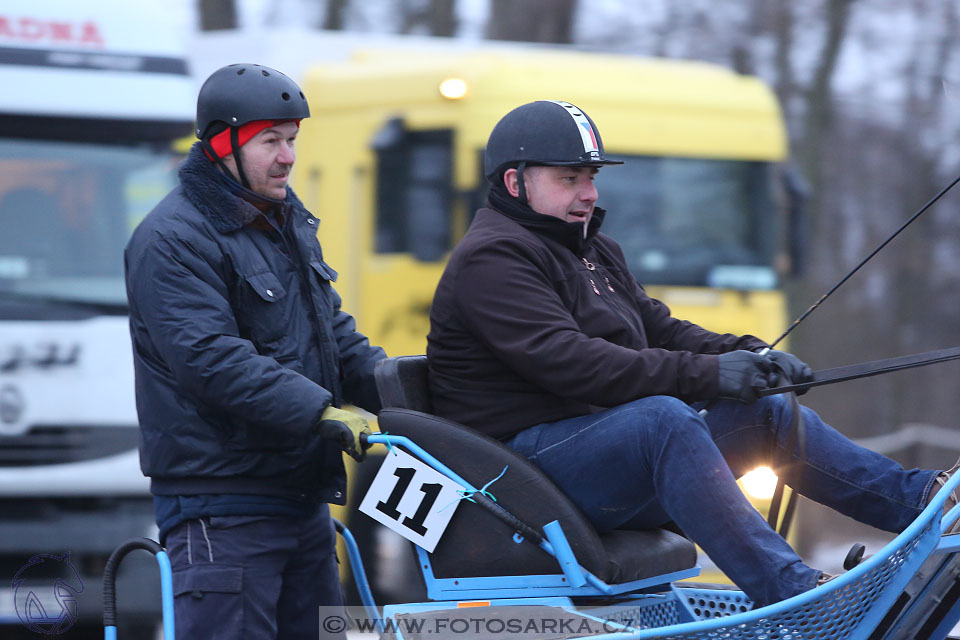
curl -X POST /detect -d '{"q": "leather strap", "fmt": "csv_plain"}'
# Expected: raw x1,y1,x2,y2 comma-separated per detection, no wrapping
760,347,960,397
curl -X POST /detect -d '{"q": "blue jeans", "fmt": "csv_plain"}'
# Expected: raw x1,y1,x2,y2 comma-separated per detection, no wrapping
503,395,939,607
165,503,344,640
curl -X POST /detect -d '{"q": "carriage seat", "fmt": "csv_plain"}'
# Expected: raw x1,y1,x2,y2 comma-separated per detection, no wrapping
374,356,697,585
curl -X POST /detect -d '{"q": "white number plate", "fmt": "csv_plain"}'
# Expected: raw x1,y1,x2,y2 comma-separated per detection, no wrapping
358,449,464,552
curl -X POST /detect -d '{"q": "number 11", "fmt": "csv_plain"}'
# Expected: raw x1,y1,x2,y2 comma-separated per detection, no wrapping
376,467,443,536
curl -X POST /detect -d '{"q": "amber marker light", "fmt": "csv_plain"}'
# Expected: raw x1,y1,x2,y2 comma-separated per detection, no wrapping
439,77,468,100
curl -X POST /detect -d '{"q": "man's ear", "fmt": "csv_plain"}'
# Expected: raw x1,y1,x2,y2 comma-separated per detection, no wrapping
503,168,520,197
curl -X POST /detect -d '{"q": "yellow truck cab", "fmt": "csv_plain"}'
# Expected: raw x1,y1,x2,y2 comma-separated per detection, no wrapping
296,48,792,360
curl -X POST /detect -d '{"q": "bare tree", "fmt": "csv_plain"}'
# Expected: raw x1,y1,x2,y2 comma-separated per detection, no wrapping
323,0,349,30
771,0,798,126
399,0,457,36
486,0,577,44
800,0,857,206
198,0,238,30
428,0,457,36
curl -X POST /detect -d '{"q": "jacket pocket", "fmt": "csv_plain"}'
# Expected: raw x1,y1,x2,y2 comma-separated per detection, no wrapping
244,271,287,302
172,564,244,633
309,260,338,312
238,271,290,348
310,260,338,283
173,563,243,597
308,260,342,362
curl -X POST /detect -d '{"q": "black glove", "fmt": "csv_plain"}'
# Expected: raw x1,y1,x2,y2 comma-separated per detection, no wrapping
316,406,372,462
766,350,813,395
716,350,774,404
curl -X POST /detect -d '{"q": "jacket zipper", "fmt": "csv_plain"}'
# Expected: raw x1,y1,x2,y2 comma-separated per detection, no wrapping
581,256,645,340
281,217,342,403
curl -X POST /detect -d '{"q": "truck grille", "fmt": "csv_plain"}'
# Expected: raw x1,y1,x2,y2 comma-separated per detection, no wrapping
0,426,139,466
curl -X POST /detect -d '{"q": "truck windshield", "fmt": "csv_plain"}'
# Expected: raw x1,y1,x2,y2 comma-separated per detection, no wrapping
595,155,778,289
0,138,180,307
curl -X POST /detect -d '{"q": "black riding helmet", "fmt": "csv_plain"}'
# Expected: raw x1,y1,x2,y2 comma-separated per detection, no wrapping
484,100,622,202
196,63,310,139
196,63,310,195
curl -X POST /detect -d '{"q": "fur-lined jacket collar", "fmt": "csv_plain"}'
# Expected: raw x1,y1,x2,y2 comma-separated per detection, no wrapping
177,142,308,234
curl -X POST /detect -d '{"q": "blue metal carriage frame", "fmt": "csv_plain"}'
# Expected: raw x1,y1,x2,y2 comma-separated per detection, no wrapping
360,432,960,640
102,432,960,640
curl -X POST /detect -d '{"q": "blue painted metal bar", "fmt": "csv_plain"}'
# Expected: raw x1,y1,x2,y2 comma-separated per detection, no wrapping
103,538,173,640
581,470,960,639
367,433,960,638
878,550,960,639
367,434,616,594
334,519,381,629
543,520,587,587
156,551,175,640
367,434,477,491
934,533,960,554
423,567,698,600
941,502,960,534
922,590,960,640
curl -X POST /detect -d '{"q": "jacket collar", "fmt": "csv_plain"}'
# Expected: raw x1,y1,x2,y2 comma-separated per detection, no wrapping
178,142,307,234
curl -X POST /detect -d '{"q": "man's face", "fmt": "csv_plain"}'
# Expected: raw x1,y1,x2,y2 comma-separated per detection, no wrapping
222,121,299,200
505,165,599,227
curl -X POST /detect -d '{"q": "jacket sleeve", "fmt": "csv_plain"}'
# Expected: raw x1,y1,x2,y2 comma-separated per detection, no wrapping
128,234,333,436
329,285,387,414
638,294,768,354
452,237,723,406
602,239,768,354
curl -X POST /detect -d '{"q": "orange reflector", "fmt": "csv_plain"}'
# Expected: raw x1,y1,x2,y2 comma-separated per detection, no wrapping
457,601,491,608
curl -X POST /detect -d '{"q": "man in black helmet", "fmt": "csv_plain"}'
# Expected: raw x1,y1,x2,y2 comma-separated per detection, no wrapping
427,100,957,607
124,63,385,638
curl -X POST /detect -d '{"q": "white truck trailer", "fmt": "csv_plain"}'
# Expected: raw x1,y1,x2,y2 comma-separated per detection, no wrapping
0,2,193,634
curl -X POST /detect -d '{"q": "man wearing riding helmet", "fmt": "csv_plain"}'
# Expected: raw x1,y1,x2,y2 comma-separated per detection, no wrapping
124,64,385,638
427,100,958,608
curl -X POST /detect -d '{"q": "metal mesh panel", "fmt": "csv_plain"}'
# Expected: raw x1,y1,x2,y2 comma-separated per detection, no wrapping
588,595,686,630
605,513,937,640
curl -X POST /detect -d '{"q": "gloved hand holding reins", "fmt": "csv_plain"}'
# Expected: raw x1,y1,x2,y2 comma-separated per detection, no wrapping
716,349,814,404
317,406,372,462
765,349,813,395
716,350,774,404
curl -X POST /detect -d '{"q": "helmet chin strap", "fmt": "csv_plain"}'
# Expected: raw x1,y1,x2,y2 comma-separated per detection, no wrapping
515,161,528,205
200,138,237,181
216,168,286,207
230,127,251,189
200,126,253,189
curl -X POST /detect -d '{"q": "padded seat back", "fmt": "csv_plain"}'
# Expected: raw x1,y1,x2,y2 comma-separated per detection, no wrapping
375,356,434,414
374,356,696,584
376,407,612,579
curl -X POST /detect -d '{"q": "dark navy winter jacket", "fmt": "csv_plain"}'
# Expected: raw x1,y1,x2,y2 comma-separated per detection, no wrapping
124,144,385,505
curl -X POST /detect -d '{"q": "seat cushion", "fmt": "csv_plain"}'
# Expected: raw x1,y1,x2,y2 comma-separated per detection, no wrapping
598,529,696,584
376,408,696,584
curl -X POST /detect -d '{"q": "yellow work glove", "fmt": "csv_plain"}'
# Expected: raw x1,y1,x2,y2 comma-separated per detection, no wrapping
317,406,372,462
